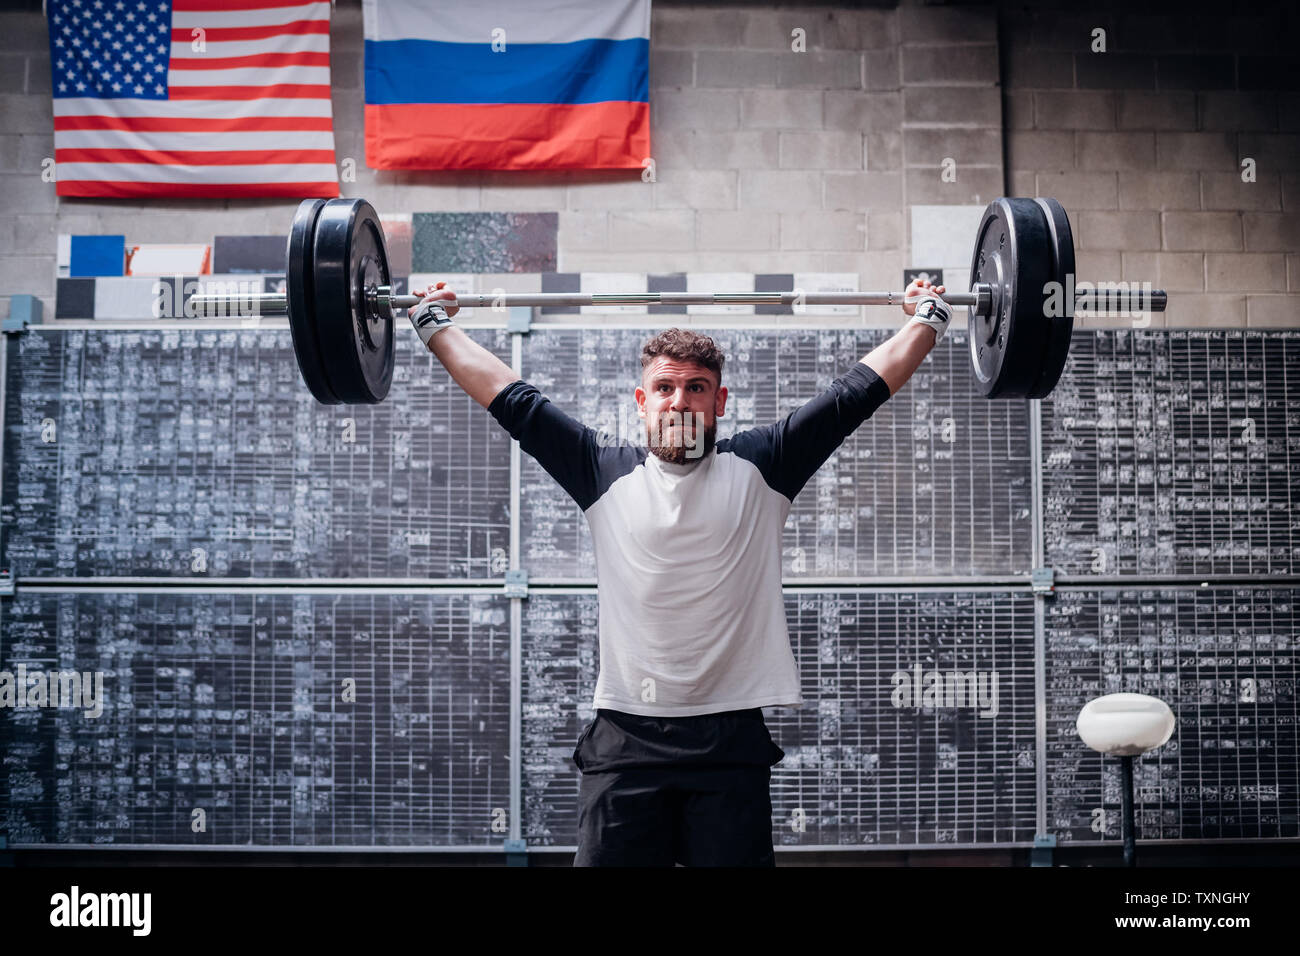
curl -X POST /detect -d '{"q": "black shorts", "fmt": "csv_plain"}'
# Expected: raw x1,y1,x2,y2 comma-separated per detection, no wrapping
572,707,786,867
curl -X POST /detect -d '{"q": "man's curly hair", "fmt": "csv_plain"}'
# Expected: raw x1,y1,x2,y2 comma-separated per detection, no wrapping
640,328,725,386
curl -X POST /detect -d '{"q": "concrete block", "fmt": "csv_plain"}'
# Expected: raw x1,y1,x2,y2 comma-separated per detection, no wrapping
1003,92,1033,130
867,211,903,250
1074,250,1122,282
904,128,1001,166
738,90,823,129
910,204,986,269
651,170,738,209
824,91,901,132
0,134,18,171
557,212,608,251
1122,252,1205,292
1007,130,1074,170
1290,254,1299,292
1033,92,1115,131
777,51,862,89
653,8,770,48
898,5,997,43
1243,213,1300,252
903,166,1003,206
0,94,52,133
607,211,695,253
1155,55,1235,90
567,178,653,211
1163,212,1244,251
26,56,50,95
1010,170,1035,197
1246,295,1300,327
0,13,46,52
864,132,901,170
1281,94,1300,132
1239,56,1300,92
1077,210,1160,250
901,45,999,86
0,54,23,93
779,131,864,170
1076,132,1156,170
1162,293,1245,328
739,170,823,211
779,211,866,251
1285,175,1300,213
823,171,902,212
1199,92,1278,131
1075,53,1156,90
1236,134,1300,174
1155,132,1237,171
1116,171,1199,211
651,130,781,170
0,254,51,296
1003,51,1073,90
854,9,900,50
696,51,779,89
651,89,741,131
0,174,54,214
479,174,567,212
1117,92,1196,130
1201,172,1282,212
1028,12,1114,51
696,212,779,251
1206,253,1288,292
859,251,905,294
1036,171,1118,210
862,48,900,91
904,87,1001,126
650,50,694,88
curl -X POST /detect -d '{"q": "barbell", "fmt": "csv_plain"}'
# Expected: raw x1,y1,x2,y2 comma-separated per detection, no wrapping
190,196,1168,405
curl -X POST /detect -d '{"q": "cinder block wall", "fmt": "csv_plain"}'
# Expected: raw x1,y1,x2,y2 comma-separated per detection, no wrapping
1001,0,1299,327
0,0,1296,328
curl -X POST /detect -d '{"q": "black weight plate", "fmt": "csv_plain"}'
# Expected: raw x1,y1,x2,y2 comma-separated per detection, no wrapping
312,198,394,404
1027,197,1075,399
967,197,1052,399
286,198,339,404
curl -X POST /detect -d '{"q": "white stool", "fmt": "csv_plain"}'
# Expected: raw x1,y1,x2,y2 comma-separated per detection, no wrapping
1076,693,1176,867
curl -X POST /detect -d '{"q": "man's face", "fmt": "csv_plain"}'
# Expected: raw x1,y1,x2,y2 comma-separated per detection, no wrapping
635,356,727,464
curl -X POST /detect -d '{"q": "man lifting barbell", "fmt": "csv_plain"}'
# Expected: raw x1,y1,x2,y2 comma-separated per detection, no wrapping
406,276,953,867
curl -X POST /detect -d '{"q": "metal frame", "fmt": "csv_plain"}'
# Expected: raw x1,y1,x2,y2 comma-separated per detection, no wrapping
4,321,1297,855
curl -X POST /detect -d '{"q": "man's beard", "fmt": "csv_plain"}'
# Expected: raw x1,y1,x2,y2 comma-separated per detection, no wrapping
645,412,716,464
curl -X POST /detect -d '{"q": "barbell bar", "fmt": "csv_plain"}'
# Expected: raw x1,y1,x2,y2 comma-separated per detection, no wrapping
198,286,1168,313
187,195,1169,405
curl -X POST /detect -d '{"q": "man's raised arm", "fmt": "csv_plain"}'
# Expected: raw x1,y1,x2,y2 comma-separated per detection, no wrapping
409,282,519,409
860,278,952,396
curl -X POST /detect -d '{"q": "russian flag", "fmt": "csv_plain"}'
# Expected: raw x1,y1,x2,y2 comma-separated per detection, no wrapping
362,0,651,171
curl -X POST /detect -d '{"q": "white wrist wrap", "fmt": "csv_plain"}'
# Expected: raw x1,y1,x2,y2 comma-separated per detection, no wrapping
409,300,455,347
906,294,953,344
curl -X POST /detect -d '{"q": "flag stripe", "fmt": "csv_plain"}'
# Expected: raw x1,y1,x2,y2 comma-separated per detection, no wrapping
167,52,330,70
57,129,336,150
364,38,648,105
362,0,650,45
55,180,339,198
57,147,337,165
56,114,334,133
57,162,340,183
54,97,335,118
168,66,331,86
169,20,329,42
366,101,649,170
167,84,332,100
169,34,330,58
171,2,331,29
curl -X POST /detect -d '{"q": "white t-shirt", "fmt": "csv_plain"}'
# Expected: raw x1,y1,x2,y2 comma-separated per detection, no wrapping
489,361,891,717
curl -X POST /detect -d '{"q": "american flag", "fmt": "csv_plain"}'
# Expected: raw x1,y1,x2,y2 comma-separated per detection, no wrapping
49,0,339,198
